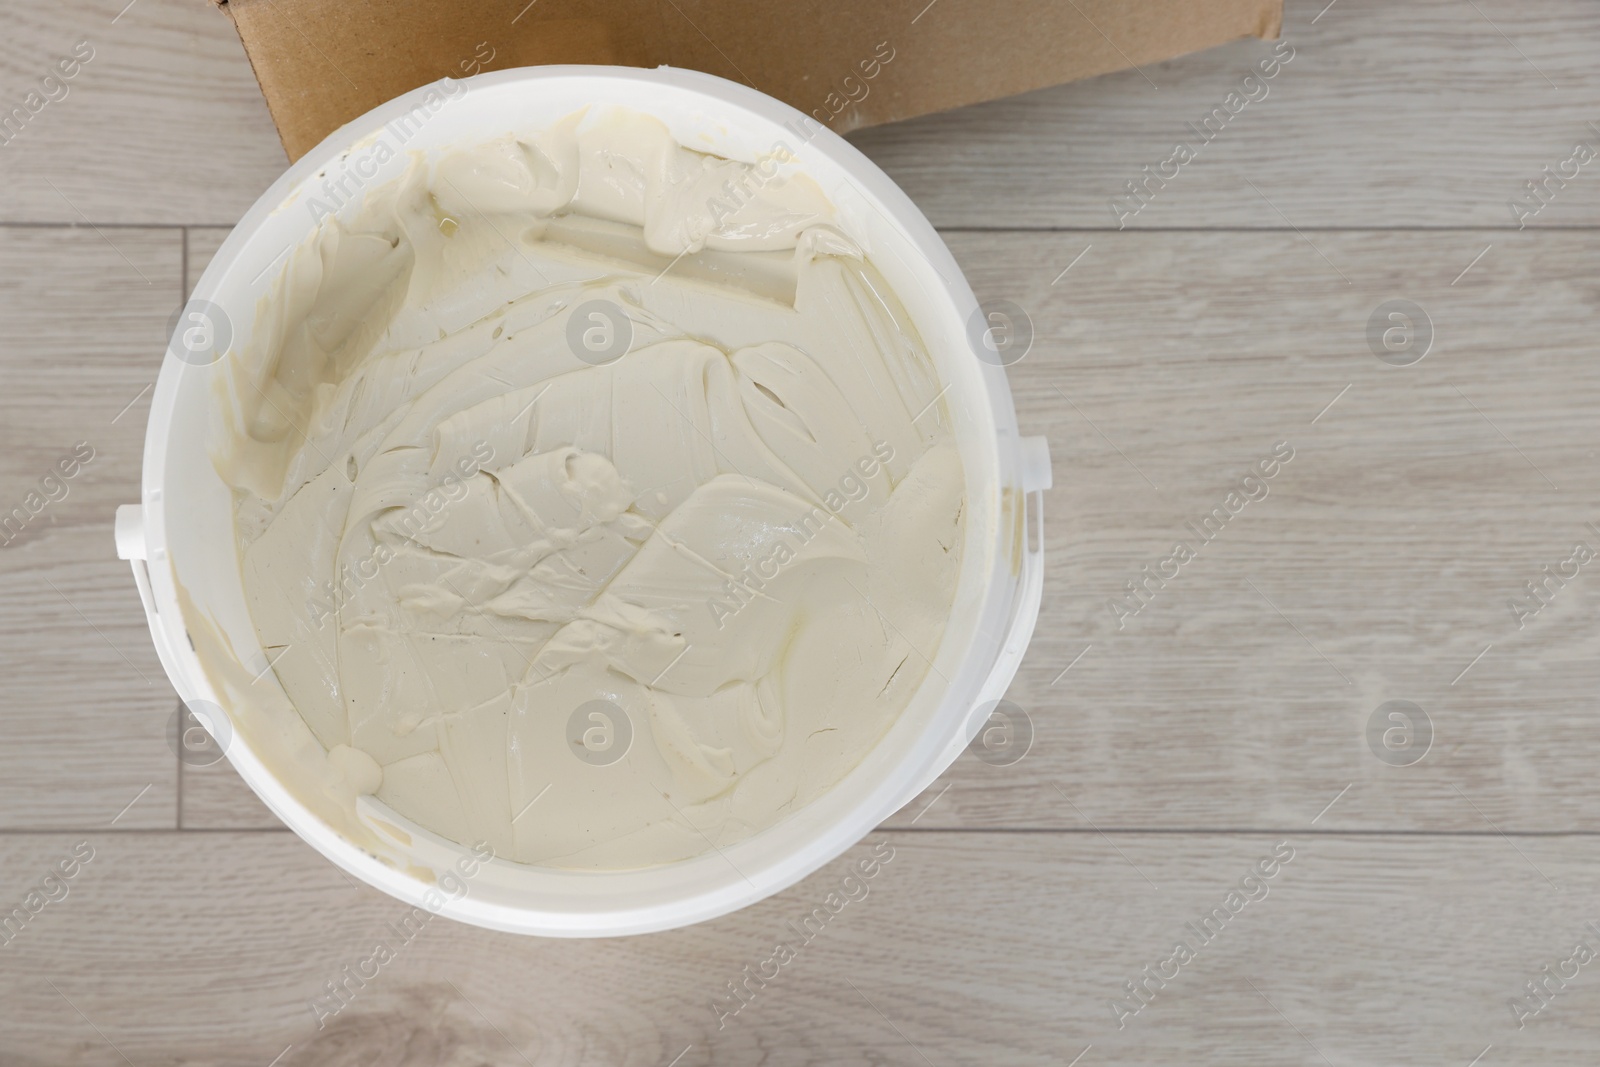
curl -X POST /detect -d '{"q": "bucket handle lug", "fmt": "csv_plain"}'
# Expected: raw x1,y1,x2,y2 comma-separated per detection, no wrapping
115,504,184,692
921,436,1052,792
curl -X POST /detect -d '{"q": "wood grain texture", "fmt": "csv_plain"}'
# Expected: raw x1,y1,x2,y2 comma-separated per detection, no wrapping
880,226,1600,833
0,0,285,226
849,0,1600,229
184,224,225,292
0,830,1596,1065
0,226,179,829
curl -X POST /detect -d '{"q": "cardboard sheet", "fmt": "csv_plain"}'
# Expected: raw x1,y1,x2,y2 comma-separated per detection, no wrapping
218,0,1281,160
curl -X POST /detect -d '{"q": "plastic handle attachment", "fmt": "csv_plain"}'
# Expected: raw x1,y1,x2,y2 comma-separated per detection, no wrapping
981,434,1050,720
923,435,1053,787
115,504,184,693
114,503,146,563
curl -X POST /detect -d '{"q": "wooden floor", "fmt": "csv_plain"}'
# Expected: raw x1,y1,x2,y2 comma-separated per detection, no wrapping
2,0,1598,1063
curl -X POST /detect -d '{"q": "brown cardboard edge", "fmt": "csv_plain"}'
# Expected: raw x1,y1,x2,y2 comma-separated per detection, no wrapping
831,8,1284,138
212,0,298,160
214,0,1285,161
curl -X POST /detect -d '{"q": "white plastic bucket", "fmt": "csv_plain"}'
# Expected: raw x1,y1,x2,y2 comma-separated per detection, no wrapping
116,66,1051,937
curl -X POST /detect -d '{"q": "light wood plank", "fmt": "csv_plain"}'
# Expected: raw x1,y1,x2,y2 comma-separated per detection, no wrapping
0,0,285,226
0,226,180,829
882,227,1600,833
184,225,227,293
850,0,1600,229
0,830,1594,1064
